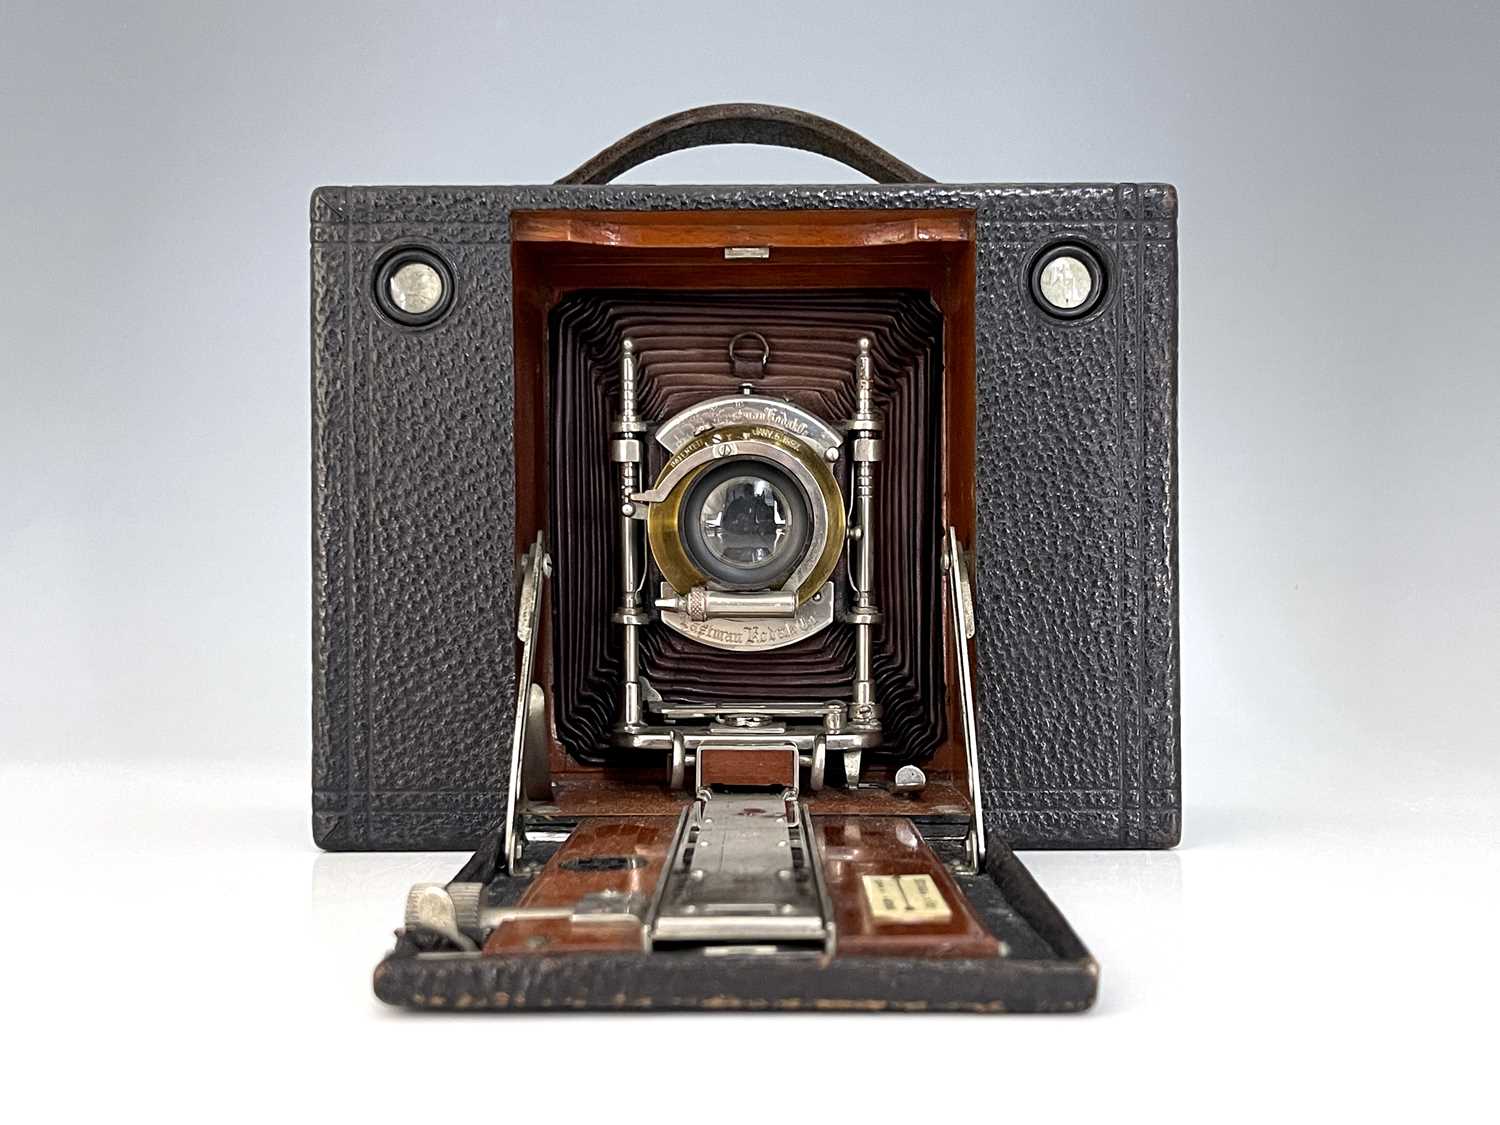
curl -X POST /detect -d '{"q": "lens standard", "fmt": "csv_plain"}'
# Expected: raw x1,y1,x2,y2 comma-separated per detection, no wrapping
697,475,790,568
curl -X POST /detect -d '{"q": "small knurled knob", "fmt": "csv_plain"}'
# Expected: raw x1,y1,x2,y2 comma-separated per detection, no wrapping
446,882,484,933
405,883,454,931
403,883,481,952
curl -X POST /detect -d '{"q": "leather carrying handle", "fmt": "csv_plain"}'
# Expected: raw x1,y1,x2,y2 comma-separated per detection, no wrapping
557,102,934,185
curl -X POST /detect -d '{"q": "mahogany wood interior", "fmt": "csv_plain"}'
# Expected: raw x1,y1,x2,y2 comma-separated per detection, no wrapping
484,817,673,956
816,816,1000,958
483,813,998,960
511,209,977,817
533,776,973,820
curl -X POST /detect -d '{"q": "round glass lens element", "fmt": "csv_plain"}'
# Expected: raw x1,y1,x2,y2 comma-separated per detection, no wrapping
697,475,791,568
388,261,445,314
1038,255,1094,310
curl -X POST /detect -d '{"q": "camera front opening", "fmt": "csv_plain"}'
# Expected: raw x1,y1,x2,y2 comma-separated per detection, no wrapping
493,209,997,964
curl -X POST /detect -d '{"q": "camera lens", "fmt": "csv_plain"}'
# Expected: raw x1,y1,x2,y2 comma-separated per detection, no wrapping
698,475,791,568
678,459,812,590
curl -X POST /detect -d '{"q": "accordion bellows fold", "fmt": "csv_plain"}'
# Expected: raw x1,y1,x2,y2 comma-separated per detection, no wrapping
547,289,946,765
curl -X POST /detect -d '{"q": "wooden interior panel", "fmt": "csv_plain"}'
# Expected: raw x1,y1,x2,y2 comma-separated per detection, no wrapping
510,208,977,808
511,208,974,249
483,817,675,956
532,776,972,819
816,816,999,959
696,745,800,790
482,812,999,960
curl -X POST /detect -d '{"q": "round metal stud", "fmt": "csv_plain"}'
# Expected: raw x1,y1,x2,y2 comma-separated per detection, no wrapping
893,764,928,795
373,245,456,328
1038,255,1093,310
388,261,444,314
1028,241,1108,321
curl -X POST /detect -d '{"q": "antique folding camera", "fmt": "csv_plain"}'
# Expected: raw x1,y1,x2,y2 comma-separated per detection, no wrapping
311,105,1180,1012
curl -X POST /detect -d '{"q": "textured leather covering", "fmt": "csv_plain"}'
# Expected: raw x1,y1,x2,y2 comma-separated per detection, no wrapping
547,290,945,765
311,182,1178,850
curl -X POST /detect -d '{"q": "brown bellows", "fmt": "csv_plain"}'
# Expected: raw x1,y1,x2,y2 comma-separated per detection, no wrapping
548,290,945,765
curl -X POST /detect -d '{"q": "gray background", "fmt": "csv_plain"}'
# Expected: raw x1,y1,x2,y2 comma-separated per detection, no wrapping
2,0,1496,1115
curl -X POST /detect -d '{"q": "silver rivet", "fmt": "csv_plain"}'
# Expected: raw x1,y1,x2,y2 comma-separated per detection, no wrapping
1038,255,1093,310
388,261,444,314
894,763,928,795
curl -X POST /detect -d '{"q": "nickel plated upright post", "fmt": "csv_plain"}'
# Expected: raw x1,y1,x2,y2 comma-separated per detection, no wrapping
613,339,647,731
843,336,884,785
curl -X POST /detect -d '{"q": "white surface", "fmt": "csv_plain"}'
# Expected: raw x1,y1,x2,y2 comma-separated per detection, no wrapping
3,758,1493,1119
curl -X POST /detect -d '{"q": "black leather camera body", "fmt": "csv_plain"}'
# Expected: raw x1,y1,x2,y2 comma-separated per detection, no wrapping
311,105,1179,1012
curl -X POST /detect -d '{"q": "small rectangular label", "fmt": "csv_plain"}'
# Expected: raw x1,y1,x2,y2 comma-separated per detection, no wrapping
861,873,952,923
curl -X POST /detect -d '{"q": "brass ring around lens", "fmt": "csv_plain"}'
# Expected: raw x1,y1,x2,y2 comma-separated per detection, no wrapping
647,424,845,605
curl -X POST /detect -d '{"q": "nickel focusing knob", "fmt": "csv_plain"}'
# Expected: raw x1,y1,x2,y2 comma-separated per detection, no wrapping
403,882,483,950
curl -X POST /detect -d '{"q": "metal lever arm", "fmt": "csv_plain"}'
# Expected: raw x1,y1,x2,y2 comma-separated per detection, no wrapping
944,527,986,867
504,534,550,876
